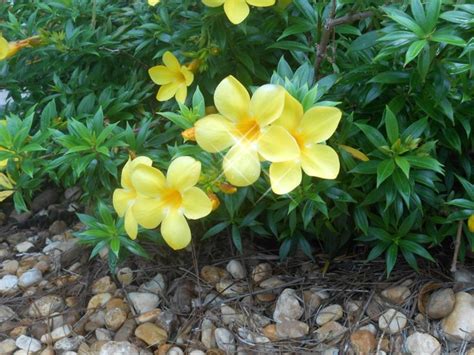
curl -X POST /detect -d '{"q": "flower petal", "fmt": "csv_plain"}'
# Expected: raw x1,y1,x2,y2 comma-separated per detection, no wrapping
182,67,194,86
161,211,191,250
156,82,179,102
269,160,302,195
113,188,136,217
121,156,153,189
162,51,180,72
214,76,250,122
148,65,175,85
167,156,201,191
246,0,275,6
250,84,285,126
131,165,166,197
195,114,235,153
148,0,160,5
223,143,261,186
258,125,299,162
224,0,250,24
299,106,342,143
175,84,187,103
182,187,212,219
0,36,9,60
275,91,303,132
301,144,340,179
124,208,138,240
202,0,226,7
133,196,164,229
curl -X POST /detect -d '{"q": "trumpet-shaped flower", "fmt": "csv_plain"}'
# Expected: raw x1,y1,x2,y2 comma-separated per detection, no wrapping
0,35,8,60
469,215,474,233
148,0,160,5
269,92,342,194
195,76,299,187
113,156,153,239
202,0,276,25
131,156,212,250
148,51,194,103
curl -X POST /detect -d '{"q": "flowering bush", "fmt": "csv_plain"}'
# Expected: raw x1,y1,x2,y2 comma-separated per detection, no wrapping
0,0,473,273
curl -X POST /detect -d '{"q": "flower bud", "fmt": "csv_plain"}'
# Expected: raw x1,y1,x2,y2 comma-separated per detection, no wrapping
181,127,196,141
186,59,201,73
469,215,474,233
208,192,220,211
219,182,237,194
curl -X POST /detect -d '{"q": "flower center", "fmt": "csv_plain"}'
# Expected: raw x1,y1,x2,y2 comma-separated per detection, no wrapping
236,118,260,142
162,188,182,210
292,131,307,151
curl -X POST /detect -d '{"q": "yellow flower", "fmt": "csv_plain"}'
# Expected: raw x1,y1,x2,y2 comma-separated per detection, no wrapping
202,0,276,25
195,76,299,186
269,92,342,194
148,0,160,5
148,51,194,103
0,121,8,169
113,156,153,239
469,215,474,233
0,35,8,60
131,156,212,250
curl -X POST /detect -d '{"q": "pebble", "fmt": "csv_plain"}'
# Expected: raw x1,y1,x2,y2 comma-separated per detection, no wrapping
303,290,322,314
54,336,84,351
201,319,216,349
200,265,229,285
262,324,278,341
358,323,377,335
215,279,245,296
189,351,206,355
314,321,347,344
15,241,35,253
87,293,112,310
18,268,42,288
104,307,127,331
41,325,72,343
129,292,159,314
273,288,304,322
441,292,474,341
378,309,407,334
92,276,117,294
0,338,16,354
350,330,376,354
0,274,18,293
2,259,19,274
226,260,246,280
251,263,272,284
140,273,166,294
95,328,112,341
49,220,67,235
405,332,441,355
316,304,344,325
381,285,411,304
116,267,133,285
0,305,16,322
426,288,455,319
16,335,42,352
114,319,136,342
167,346,184,355
137,308,161,324
215,328,236,353
134,323,167,346
29,295,65,318
275,320,309,339
40,347,55,355
259,277,285,289
99,341,139,355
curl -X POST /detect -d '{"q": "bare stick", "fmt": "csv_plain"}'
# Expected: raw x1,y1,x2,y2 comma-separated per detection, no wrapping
450,220,463,273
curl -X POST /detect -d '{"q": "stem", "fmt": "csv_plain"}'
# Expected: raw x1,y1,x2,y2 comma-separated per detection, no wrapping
450,220,463,273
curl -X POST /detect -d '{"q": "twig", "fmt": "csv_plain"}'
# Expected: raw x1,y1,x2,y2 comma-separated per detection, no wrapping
450,220,463,273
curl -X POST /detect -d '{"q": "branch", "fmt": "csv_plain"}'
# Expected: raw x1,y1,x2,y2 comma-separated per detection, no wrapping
450,220,463,273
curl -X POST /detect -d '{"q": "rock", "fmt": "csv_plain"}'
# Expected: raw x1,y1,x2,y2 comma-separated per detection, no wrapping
426,288,455,319
137,309,161,324
215,279,245,296
15,241,35,253
167,347,184,355
15,335,41,352
378,309,407,334
104,307,127,331
275,320,309,339
467,348,474,355
405,332,441,355
29,295,65,318
215,328,235,353
87,293,112,310
129,292,159,314
316,304,344,326
116,267,133,286
100,341,139,355
10,325,28,338
273,288,304,322
0,338,16,354
226,260,246,280
221,305,243,325
134,323,167,346
200,265,229,285
441,292,474,341
106,298,129,313
92,276,117,294
18,268,42,288
345,300,362,315
189,351,206,355
358,324,377,335
263,324,278,341
0,305,16,322
381,286,411,305
201,319,216,349
41,325,72,343
303,290,322,314
314,321,347,344
0,275,18,293
54,336,84,351
140,273,166,294
350,330,376,354
114,319,136,342
259,277,285,289
40,347,54,355
155,310,178,335
95,328,112,341
3,260,19,274
251,263,272,284
49,220,68,235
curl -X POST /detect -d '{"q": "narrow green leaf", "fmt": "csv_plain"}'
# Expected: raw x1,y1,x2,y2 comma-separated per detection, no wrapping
405,39,427,65
395,156,411,178
377,159,396,187
383,7,425,37
384,106,399,144
386,244,398,276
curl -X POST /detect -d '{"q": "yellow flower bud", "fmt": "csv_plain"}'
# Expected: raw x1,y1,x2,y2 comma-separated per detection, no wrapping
208,192,220,211
181,127,196,142
468,215,474,233
219,182,237,194
186,59,201,73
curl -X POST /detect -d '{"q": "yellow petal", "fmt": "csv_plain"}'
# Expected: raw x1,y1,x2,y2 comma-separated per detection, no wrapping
250,84,285,126
301,144,340,179
258,125,299,162
181,67,194,86
148,65,175,85
182,187,212,220
224,0,250,24
246,0,275,6
121,156,153,189
214,76,250,122
0,159,7,169
275,91,303,132
175,84,187,103
133,196,164,229
0,172,13,189
148,0,160,5
124,208,138,240
167,156,201,191
113,188,136,217
0,190,14,202
299,106,342,143
270,160,302,195
131,165,166,197
156,82,179,102
0,36,8,60
339,144,369,161
195,114,235,153
162,51,181,72
202,0,226,7
161,211,191,250
223,143,260,186
468,215,474,233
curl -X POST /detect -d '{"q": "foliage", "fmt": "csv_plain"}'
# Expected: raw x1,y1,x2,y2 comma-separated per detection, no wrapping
0,0,472,274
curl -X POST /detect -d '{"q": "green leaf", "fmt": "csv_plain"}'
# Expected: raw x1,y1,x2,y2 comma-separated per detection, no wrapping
405,39,427,65
399,240,435,262
369,72,410,84
367,242,389,261
431,31,466,47
356,123,388,148
425,0,441,31
377,159,396,187
405,156,444,174
383,7,425,37
268,41,313,52
384,106,399,144
410,0,427,31
110,238,120,257
386,244,398,276
231,224,243,254
446,199,474,210
202,222,230,240
395,156,410,178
